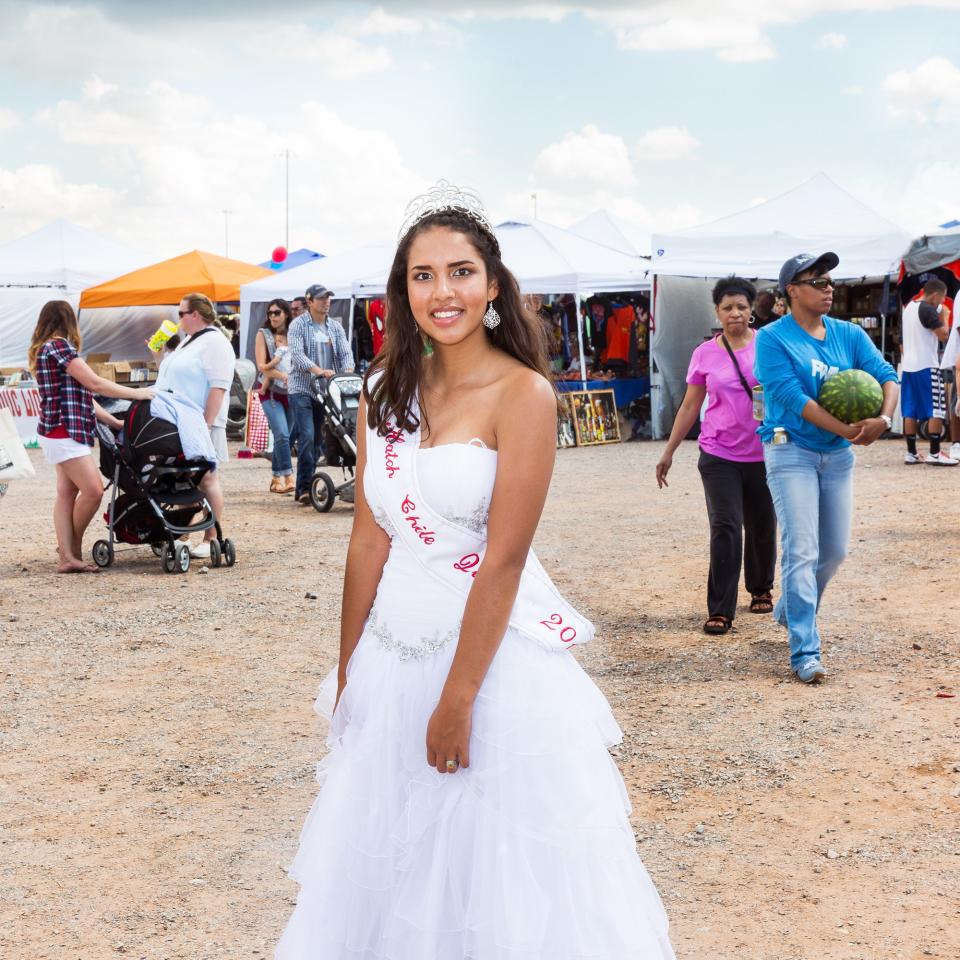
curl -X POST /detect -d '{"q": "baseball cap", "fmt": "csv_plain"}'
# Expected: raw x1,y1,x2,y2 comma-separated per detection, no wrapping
305,283,333,299
778,252,839,293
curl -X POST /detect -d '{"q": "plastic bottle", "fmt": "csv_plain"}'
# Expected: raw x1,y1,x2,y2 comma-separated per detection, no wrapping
752,384,765,421
147,318,180,352
773,427,788,445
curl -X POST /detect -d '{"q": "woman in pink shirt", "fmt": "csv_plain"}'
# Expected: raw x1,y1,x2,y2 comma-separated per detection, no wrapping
656,277,776,635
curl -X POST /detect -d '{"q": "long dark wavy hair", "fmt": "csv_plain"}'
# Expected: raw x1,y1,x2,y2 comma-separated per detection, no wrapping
363,209,553,434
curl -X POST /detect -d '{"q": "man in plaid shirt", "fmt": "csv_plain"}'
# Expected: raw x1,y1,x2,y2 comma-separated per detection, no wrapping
288,283,355,502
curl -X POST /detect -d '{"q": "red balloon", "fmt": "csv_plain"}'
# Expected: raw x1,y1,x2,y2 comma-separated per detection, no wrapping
271,246,288,263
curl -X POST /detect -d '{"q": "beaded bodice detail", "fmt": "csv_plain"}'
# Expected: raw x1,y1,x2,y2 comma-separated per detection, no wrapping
363,443,498,660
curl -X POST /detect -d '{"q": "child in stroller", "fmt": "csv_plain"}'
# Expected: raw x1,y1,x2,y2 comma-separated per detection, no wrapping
308,373,362,512
92,399,237,573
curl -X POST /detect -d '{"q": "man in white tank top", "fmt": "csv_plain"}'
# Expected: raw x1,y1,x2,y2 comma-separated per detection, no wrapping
900,277,955,465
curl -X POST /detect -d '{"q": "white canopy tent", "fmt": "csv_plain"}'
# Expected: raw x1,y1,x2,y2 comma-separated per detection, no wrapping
239,243,393,358
0,219,148,366
568,209,652,258
240,222,652,374
646,173,911,438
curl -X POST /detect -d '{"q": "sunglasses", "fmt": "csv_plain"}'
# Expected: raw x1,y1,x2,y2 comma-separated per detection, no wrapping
267,309,283,317
177,309,193,318
792,278,835,291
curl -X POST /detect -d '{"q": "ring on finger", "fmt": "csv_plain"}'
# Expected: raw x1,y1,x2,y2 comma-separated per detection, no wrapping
445,759,458,772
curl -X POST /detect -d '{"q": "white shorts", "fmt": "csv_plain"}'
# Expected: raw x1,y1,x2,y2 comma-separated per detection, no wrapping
37,435,93,465
210,426,228,463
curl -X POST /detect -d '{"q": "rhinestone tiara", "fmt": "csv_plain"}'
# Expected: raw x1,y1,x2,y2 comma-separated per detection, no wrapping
398,179,495,241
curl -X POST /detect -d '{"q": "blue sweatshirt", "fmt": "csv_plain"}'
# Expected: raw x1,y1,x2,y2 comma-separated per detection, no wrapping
753,315,898,451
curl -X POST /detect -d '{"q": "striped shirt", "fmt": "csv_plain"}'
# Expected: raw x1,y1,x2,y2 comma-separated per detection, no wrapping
287,315,354,396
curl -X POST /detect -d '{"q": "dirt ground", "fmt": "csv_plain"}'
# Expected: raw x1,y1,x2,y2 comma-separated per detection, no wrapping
1,437,958,960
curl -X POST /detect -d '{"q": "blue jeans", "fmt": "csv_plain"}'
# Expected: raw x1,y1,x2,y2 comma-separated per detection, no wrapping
290,392,324,498
763,441,854,669
261,395,293,477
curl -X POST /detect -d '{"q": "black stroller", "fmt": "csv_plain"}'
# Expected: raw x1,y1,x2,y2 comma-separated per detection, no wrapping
309,373,362,513
92,399,236,574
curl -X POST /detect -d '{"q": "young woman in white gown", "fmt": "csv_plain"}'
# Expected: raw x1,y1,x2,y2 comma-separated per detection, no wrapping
276,184,676,960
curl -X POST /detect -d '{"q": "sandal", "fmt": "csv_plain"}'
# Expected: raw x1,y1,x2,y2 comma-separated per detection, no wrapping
269,477,285,494
749,592,774,614
703,615,732,635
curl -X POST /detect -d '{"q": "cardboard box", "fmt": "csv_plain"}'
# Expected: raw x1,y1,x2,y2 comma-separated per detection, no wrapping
91,362,117,382
86,352,112,364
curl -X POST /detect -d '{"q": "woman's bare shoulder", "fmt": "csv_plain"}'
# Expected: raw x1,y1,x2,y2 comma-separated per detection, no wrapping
495,362,556,412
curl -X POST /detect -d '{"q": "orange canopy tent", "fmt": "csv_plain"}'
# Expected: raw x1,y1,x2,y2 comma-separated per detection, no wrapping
79,250,272,308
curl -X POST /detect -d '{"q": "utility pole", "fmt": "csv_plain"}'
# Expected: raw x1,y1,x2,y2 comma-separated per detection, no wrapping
531,192,538,220
283,148,290,249
222,209,232,258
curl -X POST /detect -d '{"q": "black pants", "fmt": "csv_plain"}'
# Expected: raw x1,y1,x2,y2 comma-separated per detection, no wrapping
697,450,777,621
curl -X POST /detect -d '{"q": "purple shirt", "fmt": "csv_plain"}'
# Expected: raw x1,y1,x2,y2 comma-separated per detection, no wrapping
686,336,762,462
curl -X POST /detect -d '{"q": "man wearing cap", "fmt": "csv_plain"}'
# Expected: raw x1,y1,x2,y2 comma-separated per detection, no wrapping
754,253,899,684
287,284,355,503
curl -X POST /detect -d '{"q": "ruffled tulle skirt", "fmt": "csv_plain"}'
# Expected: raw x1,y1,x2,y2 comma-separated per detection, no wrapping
276,625,675,960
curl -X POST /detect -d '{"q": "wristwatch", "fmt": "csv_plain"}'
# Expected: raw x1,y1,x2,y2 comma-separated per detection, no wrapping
878,414,892,430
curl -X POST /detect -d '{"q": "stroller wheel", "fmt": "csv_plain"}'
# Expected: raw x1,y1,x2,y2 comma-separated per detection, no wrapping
222,538,236,567
174,543,191,573
92,540,113,568
150,542,164,558
209,539,222,568
310,473,336,513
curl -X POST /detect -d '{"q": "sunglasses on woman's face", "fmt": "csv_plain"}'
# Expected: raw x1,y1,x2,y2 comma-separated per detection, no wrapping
793,278,835,291
177,309,194,318
267,309,283,317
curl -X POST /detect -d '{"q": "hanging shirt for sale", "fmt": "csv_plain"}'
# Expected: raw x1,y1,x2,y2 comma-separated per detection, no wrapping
604,305,635,365
370,299,386,356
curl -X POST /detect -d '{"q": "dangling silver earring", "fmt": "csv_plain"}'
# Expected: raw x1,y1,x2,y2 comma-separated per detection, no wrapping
483,301,501,329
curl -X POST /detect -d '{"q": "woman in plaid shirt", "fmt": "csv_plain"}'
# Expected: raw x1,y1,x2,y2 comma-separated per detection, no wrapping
28,301,154,573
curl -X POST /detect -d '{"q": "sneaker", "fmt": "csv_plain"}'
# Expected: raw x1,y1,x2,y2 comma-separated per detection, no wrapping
904,451,921,464
795,658,827,684
188,541,211,559
950,443,960,461
924,451,959,466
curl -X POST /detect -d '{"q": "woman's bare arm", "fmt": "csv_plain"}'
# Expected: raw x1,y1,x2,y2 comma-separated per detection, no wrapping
426,369,557,771
655,383,707,488
337,394,391,698
66,357,153,401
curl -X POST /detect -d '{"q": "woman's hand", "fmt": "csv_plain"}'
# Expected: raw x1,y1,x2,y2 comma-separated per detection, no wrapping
334,677,347,714
655,451,673,488
849,417,887,446
426,697,472,774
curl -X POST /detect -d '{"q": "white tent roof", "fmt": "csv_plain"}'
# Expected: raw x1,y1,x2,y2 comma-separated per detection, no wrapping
651,173,911,281
568,209,651,258
0,218,147,290
0,219,149,366
351,219,651,297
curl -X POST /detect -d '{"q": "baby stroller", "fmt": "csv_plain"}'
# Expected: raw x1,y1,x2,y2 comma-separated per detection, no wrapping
92,399,237,574
309,373,362,512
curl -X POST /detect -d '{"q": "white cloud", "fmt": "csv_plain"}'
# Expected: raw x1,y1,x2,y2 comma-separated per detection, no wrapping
884,57,960,122
611,16,775,61
634,126,700,161
895,162,960,232
533,125,636,191
815,32,848,49
354,6,425,34
0,107,21,132
0,164,118,224
27,80,425,259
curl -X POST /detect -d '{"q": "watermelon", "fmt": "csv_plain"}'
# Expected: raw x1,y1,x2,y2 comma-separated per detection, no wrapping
818,369,883,424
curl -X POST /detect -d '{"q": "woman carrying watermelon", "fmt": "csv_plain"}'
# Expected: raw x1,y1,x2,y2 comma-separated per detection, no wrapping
656,277,777,636
754,253,899,684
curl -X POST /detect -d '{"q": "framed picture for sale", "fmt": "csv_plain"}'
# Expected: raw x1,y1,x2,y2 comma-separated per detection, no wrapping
557,395,577,448
572,389,621,446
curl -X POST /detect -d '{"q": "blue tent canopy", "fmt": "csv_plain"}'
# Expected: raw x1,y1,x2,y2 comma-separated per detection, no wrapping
259,248,324,271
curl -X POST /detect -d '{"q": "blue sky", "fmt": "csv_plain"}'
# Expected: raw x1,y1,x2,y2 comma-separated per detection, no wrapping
0,1,957,261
